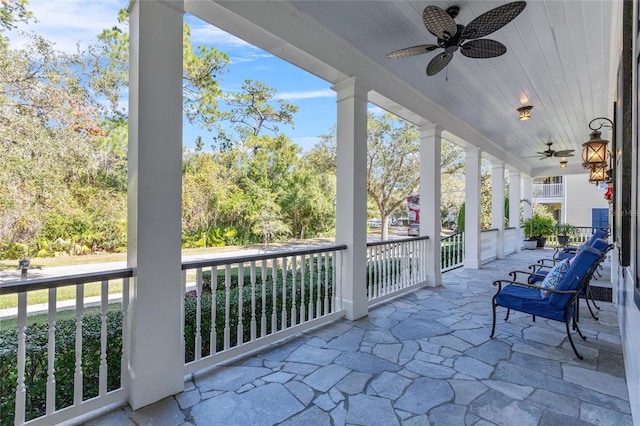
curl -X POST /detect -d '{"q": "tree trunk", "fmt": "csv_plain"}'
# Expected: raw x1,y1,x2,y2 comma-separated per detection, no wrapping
381,213,389,241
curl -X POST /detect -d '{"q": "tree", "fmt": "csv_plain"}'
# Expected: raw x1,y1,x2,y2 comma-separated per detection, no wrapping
0,0,33,32
88,9,229,126
216,79,298,150
366,113,420,240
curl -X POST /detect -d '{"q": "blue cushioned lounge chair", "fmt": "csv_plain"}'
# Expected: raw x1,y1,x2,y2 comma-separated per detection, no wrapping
553,228,607,260
490,245,602,359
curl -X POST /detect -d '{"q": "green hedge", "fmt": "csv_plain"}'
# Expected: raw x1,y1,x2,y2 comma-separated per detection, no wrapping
0,312,123,424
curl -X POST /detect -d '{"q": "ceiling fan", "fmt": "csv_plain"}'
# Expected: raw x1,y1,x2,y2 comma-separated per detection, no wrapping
534,142,575,160
386,1,527,76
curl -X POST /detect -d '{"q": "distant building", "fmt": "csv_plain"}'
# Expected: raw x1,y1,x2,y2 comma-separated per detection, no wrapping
532,174,609,227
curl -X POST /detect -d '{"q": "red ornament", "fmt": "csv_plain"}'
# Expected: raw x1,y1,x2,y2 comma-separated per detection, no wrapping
604,186,613,202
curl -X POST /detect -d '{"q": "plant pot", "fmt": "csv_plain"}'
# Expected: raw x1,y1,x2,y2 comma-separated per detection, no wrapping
557,235,570,246
536,237,547,248
523,240,538,250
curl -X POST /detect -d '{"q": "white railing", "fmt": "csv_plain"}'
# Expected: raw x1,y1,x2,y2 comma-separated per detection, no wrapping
366,236,429,303
481,229,499,264
181,245,346,374
0,269,133,426
532,183,564,198
503,227,518,255
441,232,464,272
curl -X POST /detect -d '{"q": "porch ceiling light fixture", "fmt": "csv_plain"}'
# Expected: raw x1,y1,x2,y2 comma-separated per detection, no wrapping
517,105,533,121
588,162,607,184
559,160,567,168
582,117,613,168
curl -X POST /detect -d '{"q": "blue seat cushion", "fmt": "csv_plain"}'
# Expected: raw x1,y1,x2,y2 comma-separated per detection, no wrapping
495,285,567,322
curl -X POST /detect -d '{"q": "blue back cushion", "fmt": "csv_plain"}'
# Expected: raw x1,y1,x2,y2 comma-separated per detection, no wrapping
590,238,608,253
587,229,606,245
548,245,601,308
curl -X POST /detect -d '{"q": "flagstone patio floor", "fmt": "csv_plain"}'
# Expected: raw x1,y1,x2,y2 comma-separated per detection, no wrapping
82,248,632,426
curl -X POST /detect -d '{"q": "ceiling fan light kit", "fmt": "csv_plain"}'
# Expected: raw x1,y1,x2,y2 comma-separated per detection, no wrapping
386,1,527,76
560,160,567,168
517,105,533,120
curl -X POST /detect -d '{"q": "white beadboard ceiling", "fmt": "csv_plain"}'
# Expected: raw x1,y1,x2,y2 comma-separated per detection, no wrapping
190,1,621,176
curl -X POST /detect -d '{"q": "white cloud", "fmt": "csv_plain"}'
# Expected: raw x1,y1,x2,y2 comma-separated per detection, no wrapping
275,89,334,100
10,0,125,53
187,22,252,49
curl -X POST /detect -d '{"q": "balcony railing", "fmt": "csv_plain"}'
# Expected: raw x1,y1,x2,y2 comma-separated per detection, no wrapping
532,182,564,198
366,236,429,303
441,232,464,272
180,244,346,374
1,238,432,425
0,269,133,426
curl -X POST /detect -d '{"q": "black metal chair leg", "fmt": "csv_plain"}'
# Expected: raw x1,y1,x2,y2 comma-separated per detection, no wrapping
490,300,497,338
504,308,510,321
566,317,584,360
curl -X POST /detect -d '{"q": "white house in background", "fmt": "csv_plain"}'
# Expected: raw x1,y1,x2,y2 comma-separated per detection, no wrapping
532,174,609,228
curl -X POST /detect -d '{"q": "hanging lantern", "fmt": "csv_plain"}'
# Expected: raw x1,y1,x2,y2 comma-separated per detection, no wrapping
588,163,607,184
582,129,608,168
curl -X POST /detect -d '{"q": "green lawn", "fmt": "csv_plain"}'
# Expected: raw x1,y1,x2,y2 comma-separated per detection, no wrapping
0,280,125,310
0,303,121,329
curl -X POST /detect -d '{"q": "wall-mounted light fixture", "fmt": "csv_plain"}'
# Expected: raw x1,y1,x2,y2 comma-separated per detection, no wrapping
588,163,607,184
559,160,567,168
517,105,533,121
582,117,613,168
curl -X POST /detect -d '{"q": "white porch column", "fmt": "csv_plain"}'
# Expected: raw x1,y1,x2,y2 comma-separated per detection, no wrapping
332,77,368,320
508,168,522,252
127,0,184,409
522,175,533,219
491,161,505,259
419,124,442,287
464,146,482,269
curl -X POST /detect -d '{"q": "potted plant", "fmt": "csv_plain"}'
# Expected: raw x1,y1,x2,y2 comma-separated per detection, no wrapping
554,223,578,246
522,214,556,248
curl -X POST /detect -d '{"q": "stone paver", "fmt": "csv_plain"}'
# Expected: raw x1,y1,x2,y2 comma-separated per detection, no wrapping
87,249,633,426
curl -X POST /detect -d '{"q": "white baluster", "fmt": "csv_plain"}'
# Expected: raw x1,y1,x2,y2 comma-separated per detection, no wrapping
15,292,27,425
281,257,287,330
338,251,344,310
324,252,329,315
299,254,306,324
271,262,278,333
316,253,322,318
237,262,244,346
224,265,231,350
121,277,130,389
211,266,218,355
261,263,267,337
308,255,314,320
195,268,202,360
331,252,337,312
372,246,378,299
367,246,372,300
250,262,257,341
290,256,297,327
99,280,108,396
181,271,186,363
46,288,56,414
74,284,84,405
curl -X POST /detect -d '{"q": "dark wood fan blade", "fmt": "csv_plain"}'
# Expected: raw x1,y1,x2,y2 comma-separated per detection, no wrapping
460,39,507,58
553,150,575,157
462,1,527,40
423,6,458,40
386,44,439,58
426,52,454,76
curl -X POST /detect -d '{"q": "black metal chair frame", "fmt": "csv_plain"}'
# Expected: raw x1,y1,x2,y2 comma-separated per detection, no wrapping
490,246,610,360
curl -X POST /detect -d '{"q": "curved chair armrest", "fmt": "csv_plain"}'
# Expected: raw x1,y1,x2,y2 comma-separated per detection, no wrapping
492,279,578,295
508,270,546,282
536,258,559,267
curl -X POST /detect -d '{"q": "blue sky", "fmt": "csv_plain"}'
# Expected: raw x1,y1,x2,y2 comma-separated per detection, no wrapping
10,0,343,152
